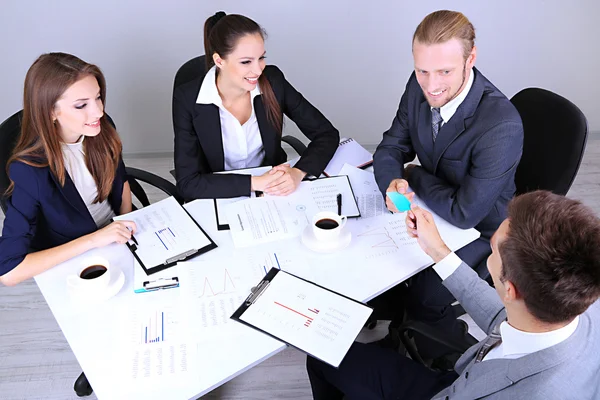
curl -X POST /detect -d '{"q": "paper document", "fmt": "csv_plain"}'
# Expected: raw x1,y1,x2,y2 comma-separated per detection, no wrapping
324,138,373,176
126,307,196,382
280,175,361,218
225,197,307,247
233,269,372,367
214,166,273,229
338,164,386,218
114,196,216,273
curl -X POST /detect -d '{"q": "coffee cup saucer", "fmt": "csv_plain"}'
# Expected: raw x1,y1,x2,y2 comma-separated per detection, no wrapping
301,225,352,254
68,268,125,304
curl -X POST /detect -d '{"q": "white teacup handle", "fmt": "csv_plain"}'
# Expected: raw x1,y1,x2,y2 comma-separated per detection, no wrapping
339,215,347,229
67,275,80,288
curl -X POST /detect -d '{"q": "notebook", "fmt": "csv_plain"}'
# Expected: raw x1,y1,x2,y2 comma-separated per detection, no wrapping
323,138,373,177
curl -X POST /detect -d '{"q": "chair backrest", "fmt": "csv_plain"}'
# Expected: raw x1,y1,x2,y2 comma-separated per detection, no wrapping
511,88,588,196
0,110,23,213
173,55,207,91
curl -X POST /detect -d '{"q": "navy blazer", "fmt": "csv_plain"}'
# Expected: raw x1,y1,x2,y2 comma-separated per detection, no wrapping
173,64,339,201
0,158,127,276
374,68,523,239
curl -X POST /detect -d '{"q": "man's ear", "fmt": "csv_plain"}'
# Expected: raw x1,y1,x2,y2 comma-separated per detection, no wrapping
503,279,520,303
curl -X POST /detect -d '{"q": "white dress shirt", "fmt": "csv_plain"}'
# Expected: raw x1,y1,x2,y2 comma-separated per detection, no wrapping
61,137,115,227
196,66,265,170
432,67,475,126
433,252,580,361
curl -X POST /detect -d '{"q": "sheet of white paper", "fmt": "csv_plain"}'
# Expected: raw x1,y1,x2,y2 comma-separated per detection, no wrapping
125,306,196,382
239,271,372,367
114,197,211,268
224,197,307,247
214,166,274,226
338,164,386,218
279,176,360,218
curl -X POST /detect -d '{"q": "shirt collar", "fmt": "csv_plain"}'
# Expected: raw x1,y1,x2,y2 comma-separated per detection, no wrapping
499,316,580,358
433,67,475,124
196,66,262,106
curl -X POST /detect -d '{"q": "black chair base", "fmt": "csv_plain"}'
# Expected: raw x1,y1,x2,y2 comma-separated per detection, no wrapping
74,372,93,397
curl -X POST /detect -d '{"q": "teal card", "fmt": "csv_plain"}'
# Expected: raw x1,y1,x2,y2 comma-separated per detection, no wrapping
386,191,411,212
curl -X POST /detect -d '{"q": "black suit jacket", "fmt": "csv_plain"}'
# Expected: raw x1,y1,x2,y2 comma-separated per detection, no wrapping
374,68,523,239
173,64,339,200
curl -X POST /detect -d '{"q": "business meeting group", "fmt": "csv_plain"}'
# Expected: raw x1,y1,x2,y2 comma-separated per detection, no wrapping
1,8,599,400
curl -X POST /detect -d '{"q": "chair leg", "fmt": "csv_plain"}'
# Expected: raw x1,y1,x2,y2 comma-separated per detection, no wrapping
74,372,93,397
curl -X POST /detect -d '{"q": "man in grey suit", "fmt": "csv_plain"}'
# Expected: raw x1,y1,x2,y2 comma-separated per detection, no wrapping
371,10,524,357
307,191,600,399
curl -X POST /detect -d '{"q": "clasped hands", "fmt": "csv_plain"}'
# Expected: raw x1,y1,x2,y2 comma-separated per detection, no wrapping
251,163,306,196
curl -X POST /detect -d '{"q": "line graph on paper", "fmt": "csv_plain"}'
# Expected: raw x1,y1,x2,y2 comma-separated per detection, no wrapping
354,217,418,260
197,268,237,297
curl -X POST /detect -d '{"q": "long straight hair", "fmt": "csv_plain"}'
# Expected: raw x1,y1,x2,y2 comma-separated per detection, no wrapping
203,12,283,134
7,53,122,203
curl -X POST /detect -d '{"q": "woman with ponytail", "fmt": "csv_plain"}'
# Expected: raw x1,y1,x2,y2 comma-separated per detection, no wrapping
174,12,339,200
0,53,136,286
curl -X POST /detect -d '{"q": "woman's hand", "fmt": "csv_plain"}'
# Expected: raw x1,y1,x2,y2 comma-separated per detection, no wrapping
251,169,285,192
89,220,137,248
263,164,306,196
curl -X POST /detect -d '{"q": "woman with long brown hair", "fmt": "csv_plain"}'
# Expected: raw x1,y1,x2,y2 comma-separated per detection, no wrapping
0,53,136,286
174,12,340,200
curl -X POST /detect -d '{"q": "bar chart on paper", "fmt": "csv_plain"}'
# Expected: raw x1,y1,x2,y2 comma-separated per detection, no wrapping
154,227,177,251
134,308,181,345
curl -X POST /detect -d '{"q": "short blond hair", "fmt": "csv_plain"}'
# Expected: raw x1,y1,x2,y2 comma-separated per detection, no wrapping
413,10,476,60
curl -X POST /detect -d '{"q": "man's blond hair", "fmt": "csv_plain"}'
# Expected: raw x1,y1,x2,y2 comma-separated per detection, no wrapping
413,10,476,60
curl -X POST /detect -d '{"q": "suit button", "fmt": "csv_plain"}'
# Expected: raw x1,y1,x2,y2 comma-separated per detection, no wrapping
453,386,456,392
465,372,469,379
445,396,449,400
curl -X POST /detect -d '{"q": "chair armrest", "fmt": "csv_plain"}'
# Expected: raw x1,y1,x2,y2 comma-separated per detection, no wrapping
125,167,183,206
397,320,477,365
282,135,307,157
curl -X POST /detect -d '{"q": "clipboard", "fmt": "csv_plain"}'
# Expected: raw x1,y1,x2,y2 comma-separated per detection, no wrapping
231,268,373,367
305,175,362,219
116,197,218,275
213,165,273,231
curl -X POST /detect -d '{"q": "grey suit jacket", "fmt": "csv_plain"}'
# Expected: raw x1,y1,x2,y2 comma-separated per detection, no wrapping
432,263,600,399
373,68,523,239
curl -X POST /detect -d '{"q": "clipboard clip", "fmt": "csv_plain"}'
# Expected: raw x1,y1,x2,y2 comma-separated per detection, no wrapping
245,279,270,305
143,277,179,291
164,249,198,265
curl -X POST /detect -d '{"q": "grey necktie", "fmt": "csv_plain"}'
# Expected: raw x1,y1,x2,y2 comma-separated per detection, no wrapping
431,107,443,142
475,322,503,362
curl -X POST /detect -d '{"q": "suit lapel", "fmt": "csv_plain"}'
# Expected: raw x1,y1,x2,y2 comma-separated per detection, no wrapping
192,103,225,171
50,171,95,227
430,67,485,173
254,95,279,166
416,100,434,167
432,109,466,172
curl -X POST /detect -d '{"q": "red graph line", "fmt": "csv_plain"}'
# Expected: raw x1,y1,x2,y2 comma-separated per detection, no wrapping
274,301,314,321
224,268,236,291
201,277,216,297
200,269,236,297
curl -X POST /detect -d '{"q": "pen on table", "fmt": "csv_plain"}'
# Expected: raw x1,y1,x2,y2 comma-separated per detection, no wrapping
127,227,139,246
337,193,342,216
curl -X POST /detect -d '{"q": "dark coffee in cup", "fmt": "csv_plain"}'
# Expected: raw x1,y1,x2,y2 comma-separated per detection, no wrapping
80,265,108,280
315,218,339,230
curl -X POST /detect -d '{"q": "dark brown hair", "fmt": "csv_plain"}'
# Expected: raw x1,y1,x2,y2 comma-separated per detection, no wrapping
203,12,282,134
413,10,476,60
500,191,600,323
7,52,122,203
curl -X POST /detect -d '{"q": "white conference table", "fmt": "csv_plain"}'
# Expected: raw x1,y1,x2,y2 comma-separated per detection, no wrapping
34,195,479,399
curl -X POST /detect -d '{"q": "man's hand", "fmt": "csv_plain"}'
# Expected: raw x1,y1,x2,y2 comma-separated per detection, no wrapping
385,179,415,212
407,205,451,263
264,164,306,196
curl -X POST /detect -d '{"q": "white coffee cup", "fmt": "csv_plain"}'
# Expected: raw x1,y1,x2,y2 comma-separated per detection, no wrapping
312,211,347,242
67,256,111,294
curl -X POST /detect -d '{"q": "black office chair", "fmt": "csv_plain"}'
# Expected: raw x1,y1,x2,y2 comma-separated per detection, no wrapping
169,55,308,178
396,88,589,368
0,110,181,397
512,87,588,195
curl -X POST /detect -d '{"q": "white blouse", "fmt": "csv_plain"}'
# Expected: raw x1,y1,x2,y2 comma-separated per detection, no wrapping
61,137,115,227
196,66,265,170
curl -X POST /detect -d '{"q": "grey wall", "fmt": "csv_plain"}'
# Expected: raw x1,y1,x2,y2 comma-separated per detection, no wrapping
1,0,599,154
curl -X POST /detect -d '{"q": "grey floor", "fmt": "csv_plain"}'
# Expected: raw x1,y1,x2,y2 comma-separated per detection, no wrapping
1,139,598,400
